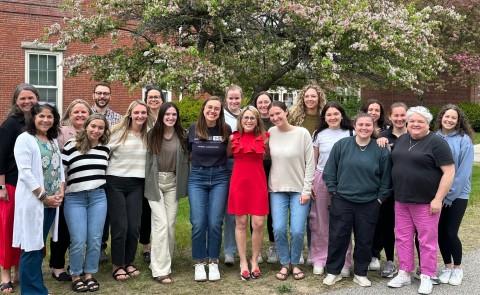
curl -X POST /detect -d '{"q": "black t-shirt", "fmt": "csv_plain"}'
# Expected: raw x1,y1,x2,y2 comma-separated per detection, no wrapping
188,124,231,167
379,128,402,151
0,114,26,185
392,132,454,204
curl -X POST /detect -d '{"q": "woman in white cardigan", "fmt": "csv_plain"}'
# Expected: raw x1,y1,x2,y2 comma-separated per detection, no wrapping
13,103,64,295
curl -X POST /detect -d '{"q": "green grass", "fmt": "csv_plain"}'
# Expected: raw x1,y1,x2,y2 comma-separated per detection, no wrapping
474,132,480,145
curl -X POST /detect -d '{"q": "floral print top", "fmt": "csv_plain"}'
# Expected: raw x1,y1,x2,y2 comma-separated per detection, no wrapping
35,136,62,195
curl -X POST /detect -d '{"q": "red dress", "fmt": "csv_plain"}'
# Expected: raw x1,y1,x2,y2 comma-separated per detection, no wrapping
228,131,269,215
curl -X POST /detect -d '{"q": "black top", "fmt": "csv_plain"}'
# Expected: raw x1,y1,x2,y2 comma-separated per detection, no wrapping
188,124,231,167
379,128,402,151
0,114,26,185
392,132,454,204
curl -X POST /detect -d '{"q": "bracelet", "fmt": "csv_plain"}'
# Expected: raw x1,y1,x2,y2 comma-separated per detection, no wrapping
38,191,48,201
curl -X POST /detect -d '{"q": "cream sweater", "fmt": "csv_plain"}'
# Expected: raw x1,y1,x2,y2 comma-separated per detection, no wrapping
268,126,315,195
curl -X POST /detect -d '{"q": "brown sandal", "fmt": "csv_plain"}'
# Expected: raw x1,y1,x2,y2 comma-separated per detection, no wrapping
275,266,290,281
154,275,173,284
292,267,305,280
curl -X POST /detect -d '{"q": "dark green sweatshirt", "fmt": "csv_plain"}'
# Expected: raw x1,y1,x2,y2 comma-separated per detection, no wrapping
322,136,392,203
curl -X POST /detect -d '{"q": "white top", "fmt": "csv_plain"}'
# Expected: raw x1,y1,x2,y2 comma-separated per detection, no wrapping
268,126,315,195
224,108,238,132
62,140,110,193
13,132,63,251
106,131,147,178
313,128,352,172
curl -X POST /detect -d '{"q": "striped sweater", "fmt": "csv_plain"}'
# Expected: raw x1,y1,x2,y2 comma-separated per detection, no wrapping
62,140,110,193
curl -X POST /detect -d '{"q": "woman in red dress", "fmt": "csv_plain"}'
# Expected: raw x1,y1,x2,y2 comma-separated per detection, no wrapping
228,106,269,281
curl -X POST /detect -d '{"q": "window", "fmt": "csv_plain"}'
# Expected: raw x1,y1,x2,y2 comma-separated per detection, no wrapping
24,50,63,106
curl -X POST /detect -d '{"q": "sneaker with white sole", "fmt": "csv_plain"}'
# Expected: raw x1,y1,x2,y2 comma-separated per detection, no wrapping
267,245,278,264
341,266,350,277
368,257,380,271
387,270,411,288
438,267,452,284
448,268,463,286
323,273,342,286
353,275,371,287
313,265,324,275
208,263,221,281
418,274,433,294
381,260,397,278
194,263,207,282
299,253,305,265
224,254,234,266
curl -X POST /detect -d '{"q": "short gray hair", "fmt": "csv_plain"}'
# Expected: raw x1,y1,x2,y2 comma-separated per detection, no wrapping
406,106,433,124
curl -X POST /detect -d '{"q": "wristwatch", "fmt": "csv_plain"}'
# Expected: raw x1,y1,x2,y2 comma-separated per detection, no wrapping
0,185,6,190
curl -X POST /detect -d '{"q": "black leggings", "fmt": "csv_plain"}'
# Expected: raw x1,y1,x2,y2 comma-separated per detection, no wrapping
139,197,151,246
438,199,468,266
372,197,395,261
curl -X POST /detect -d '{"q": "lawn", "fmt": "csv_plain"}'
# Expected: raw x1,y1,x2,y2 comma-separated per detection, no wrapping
474,132,480,145
41,166,480,294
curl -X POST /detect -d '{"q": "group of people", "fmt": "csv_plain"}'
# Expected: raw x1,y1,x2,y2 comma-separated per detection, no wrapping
0,82,474,295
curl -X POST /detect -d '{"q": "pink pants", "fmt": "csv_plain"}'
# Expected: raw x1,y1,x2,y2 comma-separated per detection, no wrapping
394,201,440,277
309,170,352,268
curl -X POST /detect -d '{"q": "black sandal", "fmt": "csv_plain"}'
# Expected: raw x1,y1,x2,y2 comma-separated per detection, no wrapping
84,278,100,292
0,282,14,294
71,279,88,293
52,271,71,282
112,267,129,281
125,264,140,277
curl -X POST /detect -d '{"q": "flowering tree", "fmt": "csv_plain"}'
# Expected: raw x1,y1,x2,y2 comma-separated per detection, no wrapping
46,0,461,95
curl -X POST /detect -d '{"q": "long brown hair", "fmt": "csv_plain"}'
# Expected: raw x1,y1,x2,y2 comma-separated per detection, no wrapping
147,102,186,154
9,83,40,116
195,96,229,142
435,104,474,139
75,114,111,154
289,83,326,126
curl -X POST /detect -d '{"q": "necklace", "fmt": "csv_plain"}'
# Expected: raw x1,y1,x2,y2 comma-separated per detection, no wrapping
358,144,368,152
408,138,419,151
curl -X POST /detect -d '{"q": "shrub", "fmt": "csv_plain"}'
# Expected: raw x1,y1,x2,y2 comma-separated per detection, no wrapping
326,91,362,118
428,102,480,132
176,97,203,128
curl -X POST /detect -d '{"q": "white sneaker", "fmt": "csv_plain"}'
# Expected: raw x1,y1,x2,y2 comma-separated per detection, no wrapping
194,263,207,282
387,270,411,288
208,262,221,281
448,268,463,286
418,274,433,294
224,254,234,266
341,266,350,277
323,273,342,286
353,275,371,287
368,257,380,271
313,265,324,275
438,267,452,284
267,245,278,264
299,253,305,265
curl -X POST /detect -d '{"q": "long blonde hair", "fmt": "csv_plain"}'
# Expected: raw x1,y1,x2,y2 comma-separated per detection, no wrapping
289,83,326,126
111,100,153,145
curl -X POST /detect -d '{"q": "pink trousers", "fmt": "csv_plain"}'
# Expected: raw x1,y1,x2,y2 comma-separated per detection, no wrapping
309,170,352,268
394,201,440,277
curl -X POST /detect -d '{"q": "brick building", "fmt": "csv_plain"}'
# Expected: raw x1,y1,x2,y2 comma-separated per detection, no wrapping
0,0,141,121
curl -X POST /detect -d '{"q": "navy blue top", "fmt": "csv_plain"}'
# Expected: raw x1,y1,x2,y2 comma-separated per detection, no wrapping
188,124,231,167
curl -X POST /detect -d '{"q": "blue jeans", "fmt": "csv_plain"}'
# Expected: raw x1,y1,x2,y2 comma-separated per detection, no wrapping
64,188,107,276
19,208,56,295
270,192,310,266
188,166,230,261
223,158,237,256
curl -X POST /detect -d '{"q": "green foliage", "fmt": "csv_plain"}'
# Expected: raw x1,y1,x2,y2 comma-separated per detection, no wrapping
326,91,362,118
176,97,204,128
276,284,293,294
458,102,480,132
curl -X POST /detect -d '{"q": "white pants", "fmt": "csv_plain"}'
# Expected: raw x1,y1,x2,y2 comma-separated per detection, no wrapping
149,172,178,277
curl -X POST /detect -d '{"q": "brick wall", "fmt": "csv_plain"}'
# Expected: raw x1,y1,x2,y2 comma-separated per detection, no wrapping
0,1,141,122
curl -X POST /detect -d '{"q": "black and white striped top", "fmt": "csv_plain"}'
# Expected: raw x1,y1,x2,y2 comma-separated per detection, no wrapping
62,140,110,193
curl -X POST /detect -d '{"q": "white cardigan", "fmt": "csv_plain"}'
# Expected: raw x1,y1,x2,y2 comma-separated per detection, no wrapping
12,132,63,251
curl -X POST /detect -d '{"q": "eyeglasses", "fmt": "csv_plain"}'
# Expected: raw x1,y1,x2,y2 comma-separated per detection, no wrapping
242,116,256,121
94,92,111,96
147,96,162,100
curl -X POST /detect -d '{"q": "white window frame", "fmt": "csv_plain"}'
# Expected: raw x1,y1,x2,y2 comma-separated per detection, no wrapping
24,49,63,113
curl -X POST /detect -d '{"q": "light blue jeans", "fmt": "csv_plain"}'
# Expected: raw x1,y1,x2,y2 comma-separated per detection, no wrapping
64,188,107,275
188,166,230,261
270,192,311,266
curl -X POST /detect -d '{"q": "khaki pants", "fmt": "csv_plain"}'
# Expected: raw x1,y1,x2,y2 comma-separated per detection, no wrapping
149,172,178,277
